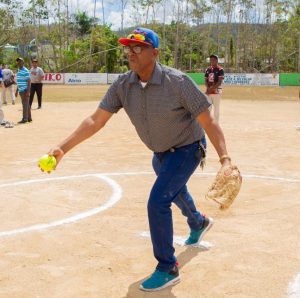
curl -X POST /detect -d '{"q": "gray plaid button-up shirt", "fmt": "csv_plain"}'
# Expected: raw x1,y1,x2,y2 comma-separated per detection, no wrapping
99,62,211,152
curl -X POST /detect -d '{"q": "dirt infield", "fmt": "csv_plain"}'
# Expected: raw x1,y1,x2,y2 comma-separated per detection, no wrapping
0,85,300,298
25,84,300,103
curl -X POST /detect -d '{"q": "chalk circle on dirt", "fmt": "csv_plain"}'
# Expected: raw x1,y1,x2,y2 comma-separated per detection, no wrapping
0,171,299,296
1,171,300,239
0,174,122,238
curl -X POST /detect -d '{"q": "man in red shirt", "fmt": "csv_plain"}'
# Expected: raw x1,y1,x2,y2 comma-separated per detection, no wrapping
204,54,224,123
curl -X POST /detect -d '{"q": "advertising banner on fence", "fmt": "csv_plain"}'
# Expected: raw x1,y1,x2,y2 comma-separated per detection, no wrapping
223,73,279,86
42,72,285,86
64,73,108,84
107,73,120,84
43,73,64,84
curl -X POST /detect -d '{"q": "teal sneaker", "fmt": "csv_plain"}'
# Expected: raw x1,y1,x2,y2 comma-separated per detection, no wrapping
140,265,180,291
185,216,214,245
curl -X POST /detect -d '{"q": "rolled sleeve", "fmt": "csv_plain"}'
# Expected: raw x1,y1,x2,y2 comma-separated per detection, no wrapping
180,75,211,118
99,77,123,113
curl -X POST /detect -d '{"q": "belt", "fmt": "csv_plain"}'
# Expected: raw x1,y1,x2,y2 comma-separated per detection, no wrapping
168,140,202,153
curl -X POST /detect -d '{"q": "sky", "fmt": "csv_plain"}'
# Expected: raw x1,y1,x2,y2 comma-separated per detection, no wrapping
19,0,279,31
66,0,271,31
67,0,172,31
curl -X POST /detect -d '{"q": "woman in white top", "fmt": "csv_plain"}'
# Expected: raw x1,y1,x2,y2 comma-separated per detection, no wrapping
1,64,16,105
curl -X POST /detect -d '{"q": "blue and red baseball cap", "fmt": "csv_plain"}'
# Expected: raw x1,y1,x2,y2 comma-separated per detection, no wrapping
118,27,159,48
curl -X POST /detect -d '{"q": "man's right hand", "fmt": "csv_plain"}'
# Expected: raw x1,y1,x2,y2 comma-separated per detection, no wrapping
48,147,65,167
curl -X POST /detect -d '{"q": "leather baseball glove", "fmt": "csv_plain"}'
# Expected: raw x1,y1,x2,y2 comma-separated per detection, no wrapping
205,165,242,209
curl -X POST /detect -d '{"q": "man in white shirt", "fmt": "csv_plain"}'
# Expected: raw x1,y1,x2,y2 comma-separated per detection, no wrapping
1,64,16,105
0,100,4,123
29,59,45,109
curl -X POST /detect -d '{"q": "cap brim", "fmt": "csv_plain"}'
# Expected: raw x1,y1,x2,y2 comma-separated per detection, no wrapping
118,38,152,47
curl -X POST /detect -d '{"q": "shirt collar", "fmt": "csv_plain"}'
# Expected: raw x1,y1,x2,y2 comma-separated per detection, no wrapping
129,62,163,85
149,62,163,85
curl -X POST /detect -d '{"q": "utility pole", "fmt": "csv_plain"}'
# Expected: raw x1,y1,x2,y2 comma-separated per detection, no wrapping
89,0,97,72
65,0,69,50
102,0,105,25
32,0,39,59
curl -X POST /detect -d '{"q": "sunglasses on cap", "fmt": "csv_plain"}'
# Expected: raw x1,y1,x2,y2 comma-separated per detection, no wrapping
127,33,146,42
125,32,155,48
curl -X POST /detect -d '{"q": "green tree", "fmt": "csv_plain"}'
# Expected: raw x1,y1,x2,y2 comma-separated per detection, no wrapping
71,11,95,37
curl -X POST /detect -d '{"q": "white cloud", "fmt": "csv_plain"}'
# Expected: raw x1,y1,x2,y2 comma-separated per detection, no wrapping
68,0,100,17
106,7,135,31
105,1,179,31
21,0,274,30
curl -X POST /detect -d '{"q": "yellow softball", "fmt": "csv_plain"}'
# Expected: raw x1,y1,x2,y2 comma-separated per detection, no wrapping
38,154,57,172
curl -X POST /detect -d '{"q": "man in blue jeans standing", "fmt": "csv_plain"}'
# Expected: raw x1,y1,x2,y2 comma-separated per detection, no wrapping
15,57,32,123
47,28,233,291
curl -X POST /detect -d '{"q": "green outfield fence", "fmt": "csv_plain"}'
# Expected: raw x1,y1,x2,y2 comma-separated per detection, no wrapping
186,73,205,84
280,73,300,86
186,73,300,86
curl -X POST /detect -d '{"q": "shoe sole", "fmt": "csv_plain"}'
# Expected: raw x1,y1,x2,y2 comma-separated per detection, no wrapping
190,217,214,246
199,217,214,242
185,217,214,246
139,276,181,292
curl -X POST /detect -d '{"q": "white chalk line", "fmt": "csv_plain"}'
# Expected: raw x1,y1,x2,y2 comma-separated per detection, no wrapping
288,273,300,298
1,171,299,296
0,174,122,237
0,171,215,240
0,170,299,238
101,171,300,183
1,171,299,186
139,231,213,250
0,173,119,189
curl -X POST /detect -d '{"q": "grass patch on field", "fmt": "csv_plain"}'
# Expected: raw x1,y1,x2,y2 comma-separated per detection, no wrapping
42,84,300,103
43,85,110,103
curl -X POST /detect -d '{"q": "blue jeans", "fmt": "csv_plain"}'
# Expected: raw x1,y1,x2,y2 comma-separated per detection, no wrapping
148,141,205,272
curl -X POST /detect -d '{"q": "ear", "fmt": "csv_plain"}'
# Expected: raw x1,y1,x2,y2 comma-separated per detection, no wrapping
153,48,159,59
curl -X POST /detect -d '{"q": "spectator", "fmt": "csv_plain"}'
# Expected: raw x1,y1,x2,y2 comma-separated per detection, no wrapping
15,57,31,124
0,100,4,124
0,100,14,128
2,64,16,105
204,54,224,123
29,58,45,109
0,64,3,104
